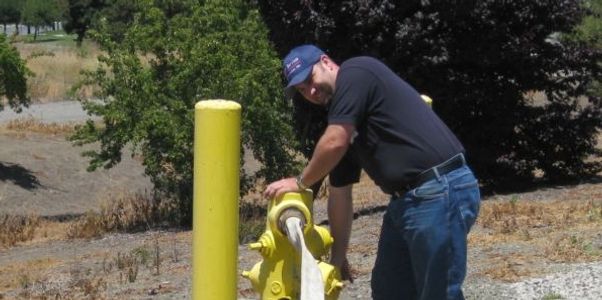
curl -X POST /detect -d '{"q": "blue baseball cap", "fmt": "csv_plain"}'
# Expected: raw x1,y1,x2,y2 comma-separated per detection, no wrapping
282,45,325,97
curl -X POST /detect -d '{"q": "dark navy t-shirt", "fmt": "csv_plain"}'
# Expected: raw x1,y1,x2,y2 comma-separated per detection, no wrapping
328,57,464,194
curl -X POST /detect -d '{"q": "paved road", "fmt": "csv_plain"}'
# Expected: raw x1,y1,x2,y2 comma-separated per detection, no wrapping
0,101,98,124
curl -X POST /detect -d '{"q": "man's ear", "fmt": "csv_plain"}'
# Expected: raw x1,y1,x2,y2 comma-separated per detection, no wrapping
320,54,331,66
320,55,338,72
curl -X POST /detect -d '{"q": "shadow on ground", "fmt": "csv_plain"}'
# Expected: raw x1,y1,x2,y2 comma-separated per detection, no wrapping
0,161,42,190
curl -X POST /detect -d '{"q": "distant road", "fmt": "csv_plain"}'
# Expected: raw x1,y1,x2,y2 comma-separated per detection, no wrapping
0,101,98,124
2,24,59,36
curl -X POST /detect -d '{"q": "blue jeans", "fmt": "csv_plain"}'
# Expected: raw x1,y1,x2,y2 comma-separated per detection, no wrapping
371,165,480,300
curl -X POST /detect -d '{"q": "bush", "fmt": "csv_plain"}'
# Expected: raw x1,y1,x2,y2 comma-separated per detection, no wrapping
0,214,39,248
0,34,29,112
257,0,602,189
70,0,299,225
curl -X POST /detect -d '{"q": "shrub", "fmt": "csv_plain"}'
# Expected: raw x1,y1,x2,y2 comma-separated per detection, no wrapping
70,0,300,225
0,34,29,112
0,214,40,248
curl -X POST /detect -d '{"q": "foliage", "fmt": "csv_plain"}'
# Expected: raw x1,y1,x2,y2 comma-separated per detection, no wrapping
0,34,30,112
92,0,140,43
0,0,23,32
569,0,602,101
63,0,105,45
63,0,141,46
571,0,602,49
70,0,299,225
256,0,602,189
21,0,63,40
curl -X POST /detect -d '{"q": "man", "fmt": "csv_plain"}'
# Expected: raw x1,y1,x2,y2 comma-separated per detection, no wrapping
263,44,480,300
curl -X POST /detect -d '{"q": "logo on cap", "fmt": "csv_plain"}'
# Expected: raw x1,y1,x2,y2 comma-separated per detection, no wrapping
282,45,325,89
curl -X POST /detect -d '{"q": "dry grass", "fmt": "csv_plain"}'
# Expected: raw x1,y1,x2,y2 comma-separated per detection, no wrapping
67,192,178,239
544,233,602,262
471,195,602,281
15,41,100,103
0,117,79,136
0,258,59,292
0,214,40,248
475,198,602,238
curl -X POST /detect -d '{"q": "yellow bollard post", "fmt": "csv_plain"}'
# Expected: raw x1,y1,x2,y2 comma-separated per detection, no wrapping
193,99,241,300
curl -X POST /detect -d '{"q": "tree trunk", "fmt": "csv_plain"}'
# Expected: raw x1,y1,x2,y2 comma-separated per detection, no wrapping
34,26,38,40
76,32,85,47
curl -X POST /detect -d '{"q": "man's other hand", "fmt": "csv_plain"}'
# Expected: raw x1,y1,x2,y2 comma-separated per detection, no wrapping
340,257,354,283
263,177,299,199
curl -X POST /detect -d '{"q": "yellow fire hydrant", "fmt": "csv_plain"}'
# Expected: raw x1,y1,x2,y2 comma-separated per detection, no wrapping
242,190,344,300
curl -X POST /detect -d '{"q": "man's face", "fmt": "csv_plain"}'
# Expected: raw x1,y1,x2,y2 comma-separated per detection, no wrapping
294,59,334,106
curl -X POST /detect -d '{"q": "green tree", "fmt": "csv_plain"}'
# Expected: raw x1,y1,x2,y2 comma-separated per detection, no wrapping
0,34,30,112
63,0,105,45
21,0,61,40
93,0,140,43
257,0,602,190
0,0,22,34
573,0,602,48
70,0,299,224
570,0,602,98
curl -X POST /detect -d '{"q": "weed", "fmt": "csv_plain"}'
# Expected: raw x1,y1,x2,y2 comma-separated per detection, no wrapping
541,292,564,299
545,234,602,262
67,192,178,239
586,200,602,222
114,251,140,283
17,273,30,289
154,238,161,276
102,256,113,274
3,118,77,136
171,236,179,263
0,214,40,248
509,195,518,211
239,201,267,243
127,264,139,283
71,276,107,297
132,246,151,266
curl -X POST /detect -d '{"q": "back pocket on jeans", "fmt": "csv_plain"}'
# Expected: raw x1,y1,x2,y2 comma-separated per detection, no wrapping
453,180,480,231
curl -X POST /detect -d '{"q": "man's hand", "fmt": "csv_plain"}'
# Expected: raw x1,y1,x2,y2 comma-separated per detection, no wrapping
263,177,299,199
334,257,354,283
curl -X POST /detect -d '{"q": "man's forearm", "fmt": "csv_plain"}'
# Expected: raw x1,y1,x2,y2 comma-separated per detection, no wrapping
300,124,351,187
328,185,354,267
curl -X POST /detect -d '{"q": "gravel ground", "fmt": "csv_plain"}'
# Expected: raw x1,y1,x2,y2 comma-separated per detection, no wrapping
1,212,601,299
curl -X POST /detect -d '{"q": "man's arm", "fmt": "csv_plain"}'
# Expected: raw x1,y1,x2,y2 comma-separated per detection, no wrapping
263,123,354,199
328,184,354,281
300,123,353,186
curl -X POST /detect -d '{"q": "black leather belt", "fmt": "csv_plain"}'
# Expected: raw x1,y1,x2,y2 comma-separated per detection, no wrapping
392,153,466,197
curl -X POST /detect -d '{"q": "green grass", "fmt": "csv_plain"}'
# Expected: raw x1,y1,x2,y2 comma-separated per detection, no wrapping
15,30,78,45
541,292,564,300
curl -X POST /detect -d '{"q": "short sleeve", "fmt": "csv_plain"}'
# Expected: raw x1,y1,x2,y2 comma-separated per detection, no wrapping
328,67,374,126
329,150,361,187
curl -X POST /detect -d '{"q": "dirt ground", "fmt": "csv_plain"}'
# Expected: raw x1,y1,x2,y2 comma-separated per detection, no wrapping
1,128,601,299
0,131,152,217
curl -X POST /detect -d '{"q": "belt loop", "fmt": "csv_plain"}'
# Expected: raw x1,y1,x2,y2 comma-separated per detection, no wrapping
433,167,441,180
